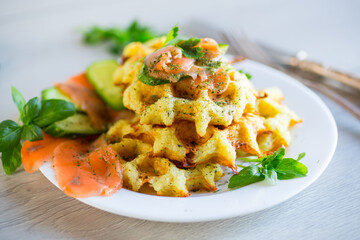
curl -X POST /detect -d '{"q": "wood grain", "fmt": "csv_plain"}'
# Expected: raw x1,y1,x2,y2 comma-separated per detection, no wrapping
1,94,360,240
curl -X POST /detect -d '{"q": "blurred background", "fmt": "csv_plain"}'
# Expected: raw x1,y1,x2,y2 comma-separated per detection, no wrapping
0,1,359,239
1,0,359,109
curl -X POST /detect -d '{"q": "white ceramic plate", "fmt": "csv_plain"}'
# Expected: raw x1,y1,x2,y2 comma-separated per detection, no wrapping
40,59,337,222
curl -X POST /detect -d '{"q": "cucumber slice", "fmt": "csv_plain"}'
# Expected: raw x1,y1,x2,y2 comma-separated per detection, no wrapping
44,114,103,137
86,60,125,110
41,87,72,102
41,87,82,111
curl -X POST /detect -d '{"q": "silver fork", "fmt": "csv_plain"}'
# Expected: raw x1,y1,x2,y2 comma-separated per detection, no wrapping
222,29,360,120
183,22,360,120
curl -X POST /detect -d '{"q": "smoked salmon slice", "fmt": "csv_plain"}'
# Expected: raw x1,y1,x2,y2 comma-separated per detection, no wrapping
66,73,95,90
52,140,122,198
21,73,123,198
22,132,123,198
21,133,67,173
55,73,110,130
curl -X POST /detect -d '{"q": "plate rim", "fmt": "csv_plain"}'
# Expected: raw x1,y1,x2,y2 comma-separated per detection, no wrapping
40,59,338,222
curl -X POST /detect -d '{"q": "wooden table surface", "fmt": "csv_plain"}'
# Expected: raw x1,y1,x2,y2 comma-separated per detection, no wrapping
0,0,359,239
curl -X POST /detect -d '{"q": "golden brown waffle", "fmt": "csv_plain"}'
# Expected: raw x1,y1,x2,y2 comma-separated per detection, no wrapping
109,38,301,197
106,88,300,197
110,138,224,197
114,39,257,137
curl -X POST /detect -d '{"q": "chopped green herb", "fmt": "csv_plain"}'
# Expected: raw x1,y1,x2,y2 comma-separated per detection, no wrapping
238,70,252,80
206,60,222,69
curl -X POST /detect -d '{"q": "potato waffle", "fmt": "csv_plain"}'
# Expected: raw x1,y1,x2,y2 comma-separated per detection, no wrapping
114,39,257,137
106,88,300,196
108,38,301,197
110,138,224,197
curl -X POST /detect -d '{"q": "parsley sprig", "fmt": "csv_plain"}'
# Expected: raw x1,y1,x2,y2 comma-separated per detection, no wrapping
83,21,159,55
163,25,179,46
0,87,76,174
228,147,308,189
163,26,205,59
175,38,204,59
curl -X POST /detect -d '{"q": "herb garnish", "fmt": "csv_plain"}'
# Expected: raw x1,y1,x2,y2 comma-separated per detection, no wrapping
83,21,159,55
238,70,252,80
228,147,308,189
138,65,172,86
0,87,76,174
163,27,211,61
175,38,204,59
139,26,225,86
163,25,179,46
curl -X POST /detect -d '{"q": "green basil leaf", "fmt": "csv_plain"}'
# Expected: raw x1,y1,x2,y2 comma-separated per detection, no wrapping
228,165,265,188
0,120,22,152
20,97,41,124
163,25,179,46
138,64,171,86
33,99,76,127
262,168,277,185
1,143,22,175
297,152,306,161
275,158,308,180
260,147,285,169
21,124,43,142
11,86,26,113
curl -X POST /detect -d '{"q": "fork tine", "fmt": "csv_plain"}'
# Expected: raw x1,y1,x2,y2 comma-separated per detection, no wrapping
185,22,360,120
234,30,276,67
183,22,252,58
228,31,259,59
222,29,247,56
182,20,225,43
